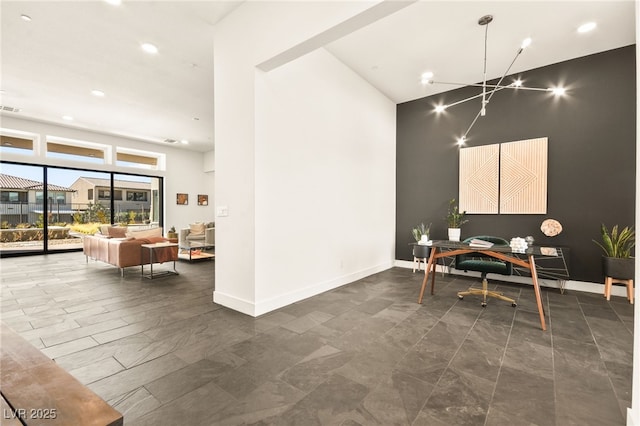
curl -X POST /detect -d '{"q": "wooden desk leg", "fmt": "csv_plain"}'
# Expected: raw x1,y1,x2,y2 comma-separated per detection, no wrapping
528,254,547,331
430,256,437,295
418,248,437,303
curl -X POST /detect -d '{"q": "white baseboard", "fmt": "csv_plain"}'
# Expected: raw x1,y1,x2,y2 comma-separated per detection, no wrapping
213,291,256,316
628,407,638,426
214,261,395,317
394,259,628,298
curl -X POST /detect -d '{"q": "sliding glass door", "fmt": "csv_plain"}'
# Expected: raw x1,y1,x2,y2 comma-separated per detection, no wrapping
0,163,45,255
0,162,163,257
47,168,111,252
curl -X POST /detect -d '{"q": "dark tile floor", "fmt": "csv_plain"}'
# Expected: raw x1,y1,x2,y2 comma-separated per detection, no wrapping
0,252,633,425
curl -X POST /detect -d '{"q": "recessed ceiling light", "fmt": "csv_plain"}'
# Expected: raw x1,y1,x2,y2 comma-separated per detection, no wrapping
20,14,32,22
104,0,122,5
141,43,158,54
91,90,105,97
180,140,189,145
62,115,74,121
578,22,597,33
421,71,434,84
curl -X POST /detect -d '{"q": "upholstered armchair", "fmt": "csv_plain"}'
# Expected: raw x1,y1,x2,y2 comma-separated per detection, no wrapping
179,222,215,246
455,236,517,307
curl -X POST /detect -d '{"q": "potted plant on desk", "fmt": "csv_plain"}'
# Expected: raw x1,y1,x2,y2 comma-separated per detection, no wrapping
446,198,468,242
594,223,635,280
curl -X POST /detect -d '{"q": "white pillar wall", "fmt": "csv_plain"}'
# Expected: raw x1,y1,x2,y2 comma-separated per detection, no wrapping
629,4,639,425
212,2,402,316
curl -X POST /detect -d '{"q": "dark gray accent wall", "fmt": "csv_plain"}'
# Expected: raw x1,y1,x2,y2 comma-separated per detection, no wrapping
396,45,636,283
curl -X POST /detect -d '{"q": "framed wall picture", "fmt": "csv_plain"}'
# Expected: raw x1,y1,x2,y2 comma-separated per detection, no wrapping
176,193,188,205
197,194,208,206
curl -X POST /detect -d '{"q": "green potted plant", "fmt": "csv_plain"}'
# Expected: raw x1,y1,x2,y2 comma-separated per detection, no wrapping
446,198,468,241
167,226,178,239
412,222,431,244
411,222,431,272
594,224,635,279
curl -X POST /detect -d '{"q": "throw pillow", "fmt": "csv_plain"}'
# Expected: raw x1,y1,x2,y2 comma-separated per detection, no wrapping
99,225,111,235
125,227,163,239
146,236,167,244
189,222,205,236
108,226,128,238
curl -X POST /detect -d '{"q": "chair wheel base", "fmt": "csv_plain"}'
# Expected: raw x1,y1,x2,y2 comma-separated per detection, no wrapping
481,302,487,307
458,295,464,300
511,303,517,307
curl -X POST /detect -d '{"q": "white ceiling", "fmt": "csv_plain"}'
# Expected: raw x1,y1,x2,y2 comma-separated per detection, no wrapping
0,1,635,153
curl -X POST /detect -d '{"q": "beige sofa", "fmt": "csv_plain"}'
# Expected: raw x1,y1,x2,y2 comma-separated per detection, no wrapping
83,227,177,276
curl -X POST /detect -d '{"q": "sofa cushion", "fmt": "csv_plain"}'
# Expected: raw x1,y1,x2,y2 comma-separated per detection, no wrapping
125,227,163,239
108,226,128,238
189,222,205,236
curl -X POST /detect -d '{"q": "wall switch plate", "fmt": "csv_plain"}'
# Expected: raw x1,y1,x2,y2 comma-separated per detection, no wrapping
216,206,229,217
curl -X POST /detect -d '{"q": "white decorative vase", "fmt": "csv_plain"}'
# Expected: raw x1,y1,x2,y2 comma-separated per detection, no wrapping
448,228,461,242
420,234,430,244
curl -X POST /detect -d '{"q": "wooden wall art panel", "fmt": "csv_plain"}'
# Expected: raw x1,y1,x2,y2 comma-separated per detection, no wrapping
499,137,548,214
459,144,499,214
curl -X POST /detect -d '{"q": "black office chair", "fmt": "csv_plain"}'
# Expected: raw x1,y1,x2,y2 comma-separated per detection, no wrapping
455,236,517,307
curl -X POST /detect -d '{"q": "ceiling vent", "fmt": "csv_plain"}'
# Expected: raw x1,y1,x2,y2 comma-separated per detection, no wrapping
0,105,21,113
163,138,178,144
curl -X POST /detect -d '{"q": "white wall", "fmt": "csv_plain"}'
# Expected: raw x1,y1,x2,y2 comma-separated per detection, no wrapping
628,4,639,426
213,2,400,315
0,116,214,232
253,48,396,314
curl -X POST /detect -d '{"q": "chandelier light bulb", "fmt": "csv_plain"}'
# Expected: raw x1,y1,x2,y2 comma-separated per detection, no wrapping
435,105,446,113
457,136,466,146
513,79,523,87
521,38,532,49
550,87,566,96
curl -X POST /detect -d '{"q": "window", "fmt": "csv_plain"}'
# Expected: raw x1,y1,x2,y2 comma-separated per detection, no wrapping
0,130,38,156
0,191,26,202
48,192,66,204
116,148,165,171
0,161,164,257
127,191,148,202
46,136,110,164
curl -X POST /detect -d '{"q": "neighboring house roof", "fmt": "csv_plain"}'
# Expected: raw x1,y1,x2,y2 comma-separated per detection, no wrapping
74,177,151,190
0,173,75,192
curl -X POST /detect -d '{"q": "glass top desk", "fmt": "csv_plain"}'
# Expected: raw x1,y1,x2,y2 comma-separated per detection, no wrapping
418,240,569,331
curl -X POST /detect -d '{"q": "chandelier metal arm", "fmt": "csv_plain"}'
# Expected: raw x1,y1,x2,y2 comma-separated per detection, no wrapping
431,81,551,92
446,85,510,109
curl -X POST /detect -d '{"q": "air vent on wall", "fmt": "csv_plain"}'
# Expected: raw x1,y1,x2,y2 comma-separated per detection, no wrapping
163,138,178,144
0,106,21,113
